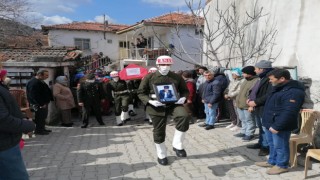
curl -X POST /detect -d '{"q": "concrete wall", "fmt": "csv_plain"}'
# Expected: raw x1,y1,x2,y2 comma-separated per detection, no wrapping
205,0,320,110
48,30,120,61
117,25,203,71
169,27,203,71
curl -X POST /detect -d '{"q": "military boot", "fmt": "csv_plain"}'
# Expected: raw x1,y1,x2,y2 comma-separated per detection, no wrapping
155,143,168,166
172,129,187,157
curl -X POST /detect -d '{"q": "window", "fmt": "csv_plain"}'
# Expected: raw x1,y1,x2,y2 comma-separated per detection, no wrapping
74,38,90,50
107,39,112,44
119,41,129,48
147,37,154,48
195,28,203,35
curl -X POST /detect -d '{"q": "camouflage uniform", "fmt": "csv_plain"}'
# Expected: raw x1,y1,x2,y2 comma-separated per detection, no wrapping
108,79,130,125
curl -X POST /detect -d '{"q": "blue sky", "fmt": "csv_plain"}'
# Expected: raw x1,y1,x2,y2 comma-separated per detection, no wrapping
27,0,204,27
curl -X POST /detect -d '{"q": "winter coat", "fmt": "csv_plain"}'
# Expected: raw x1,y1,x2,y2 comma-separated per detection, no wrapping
0,84,35,151
262,80,305,131
224,78,244,99
53,83,75,110
235,76,259,109
26,77,53,106
202,74,229,104
253,68,274,114
185,78,196,102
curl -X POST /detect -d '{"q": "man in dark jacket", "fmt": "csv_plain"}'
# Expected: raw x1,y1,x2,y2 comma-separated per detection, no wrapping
255,69,305,175
0,82,35,179
247,60,274,156
199,69,228,130
26,69,53,135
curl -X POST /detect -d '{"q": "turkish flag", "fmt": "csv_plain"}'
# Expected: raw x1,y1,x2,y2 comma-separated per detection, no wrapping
119,64,148,80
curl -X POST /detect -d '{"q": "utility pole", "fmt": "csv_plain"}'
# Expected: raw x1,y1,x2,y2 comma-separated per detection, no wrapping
103,14,106,40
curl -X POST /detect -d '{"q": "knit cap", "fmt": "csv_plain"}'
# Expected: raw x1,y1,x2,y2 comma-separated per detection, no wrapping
255,60,272,69
241,66,256,76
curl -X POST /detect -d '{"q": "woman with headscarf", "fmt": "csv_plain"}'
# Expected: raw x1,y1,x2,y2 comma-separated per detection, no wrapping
53,76,75,127
224,68,243,131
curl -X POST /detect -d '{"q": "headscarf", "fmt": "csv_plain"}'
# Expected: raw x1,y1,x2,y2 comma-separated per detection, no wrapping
56,76,68,86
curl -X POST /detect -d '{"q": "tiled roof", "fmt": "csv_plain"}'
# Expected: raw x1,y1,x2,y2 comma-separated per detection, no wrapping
0,47,79,62
143,12,204,26
42,22,129,32
117,12,204,34
4,32,48,48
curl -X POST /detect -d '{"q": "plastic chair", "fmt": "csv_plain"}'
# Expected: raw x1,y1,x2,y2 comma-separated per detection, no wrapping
304,149,320,178
9,89,33,119
289,110,320,167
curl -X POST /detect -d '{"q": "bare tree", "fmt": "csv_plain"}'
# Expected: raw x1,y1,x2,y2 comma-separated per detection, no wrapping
0,0,30,21
0,0,41,45
187,0,281,68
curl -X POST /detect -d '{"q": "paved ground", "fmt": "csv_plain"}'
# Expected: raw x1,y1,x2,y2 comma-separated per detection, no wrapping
22,107,320,180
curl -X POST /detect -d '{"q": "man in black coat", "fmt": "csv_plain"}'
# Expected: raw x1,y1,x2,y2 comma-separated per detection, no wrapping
26,69,53,135
0,81,35,179
247,60,274,156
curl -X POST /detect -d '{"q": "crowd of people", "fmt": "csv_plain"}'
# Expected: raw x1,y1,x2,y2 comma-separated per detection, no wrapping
0,55,306,178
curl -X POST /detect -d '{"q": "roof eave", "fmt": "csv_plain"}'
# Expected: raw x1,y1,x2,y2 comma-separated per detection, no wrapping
116,22,144,34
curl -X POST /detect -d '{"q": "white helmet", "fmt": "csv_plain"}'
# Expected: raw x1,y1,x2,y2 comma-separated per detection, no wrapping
156,55,173,65
148,67,157,73
110,71,119,77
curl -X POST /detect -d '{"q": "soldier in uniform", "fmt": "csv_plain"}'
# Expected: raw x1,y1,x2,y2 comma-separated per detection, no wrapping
126,79,139,117
137,56,191,166
144,67,158,124
77,73,105,128
108,71,131,126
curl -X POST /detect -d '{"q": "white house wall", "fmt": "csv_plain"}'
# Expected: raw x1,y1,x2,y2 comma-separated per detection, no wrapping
168,27,202,71
48,30,120,61
206,0,320,109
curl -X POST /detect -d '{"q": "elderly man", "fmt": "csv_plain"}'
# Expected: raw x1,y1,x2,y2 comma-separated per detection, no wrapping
198,68,228,130
138,55,191,166
26,69,53,135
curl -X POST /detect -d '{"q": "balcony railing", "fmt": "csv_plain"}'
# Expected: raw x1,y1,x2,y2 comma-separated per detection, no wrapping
80,55,112,71
119,47,169,60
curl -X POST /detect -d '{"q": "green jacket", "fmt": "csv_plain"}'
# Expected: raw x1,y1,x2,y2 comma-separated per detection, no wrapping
235,76,259,109
137,71,189,116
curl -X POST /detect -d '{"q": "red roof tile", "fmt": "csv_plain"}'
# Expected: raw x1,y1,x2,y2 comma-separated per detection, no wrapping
42,22,129,32
144,12,204,26
117,12,204,34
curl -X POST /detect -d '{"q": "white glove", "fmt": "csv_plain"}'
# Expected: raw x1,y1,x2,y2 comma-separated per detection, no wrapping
148,100,165,107
175,97,186,104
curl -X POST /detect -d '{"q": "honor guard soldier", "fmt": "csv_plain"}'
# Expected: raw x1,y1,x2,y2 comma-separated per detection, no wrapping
108,71,131,126
137,56,191,166
77,73,105,128
144,67,158,124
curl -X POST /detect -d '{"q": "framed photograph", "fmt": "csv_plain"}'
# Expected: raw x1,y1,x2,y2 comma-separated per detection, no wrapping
153,83,179,104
